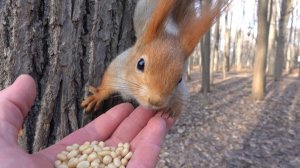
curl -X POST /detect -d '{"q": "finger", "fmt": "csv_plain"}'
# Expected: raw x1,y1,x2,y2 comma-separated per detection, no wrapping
105,106,156,146
127,114,175,168
130,113,175,151
38,103,134,162
0,75,36,144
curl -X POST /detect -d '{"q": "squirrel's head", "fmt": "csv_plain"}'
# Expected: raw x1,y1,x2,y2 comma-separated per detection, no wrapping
126,0,228,110
127,36,185,109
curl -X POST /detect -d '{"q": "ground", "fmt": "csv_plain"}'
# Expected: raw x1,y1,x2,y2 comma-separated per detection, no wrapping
157,72,300,168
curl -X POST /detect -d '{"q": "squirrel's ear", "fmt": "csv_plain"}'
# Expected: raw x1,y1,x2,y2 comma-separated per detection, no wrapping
180,0,230,57
140,0,176,45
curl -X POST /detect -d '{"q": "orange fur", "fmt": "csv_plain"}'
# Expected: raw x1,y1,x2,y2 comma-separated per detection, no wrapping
180,1,230,55
172,0,194,26
126,36,184,110
82,0,230,117
140,0,176,44
81,72,115,112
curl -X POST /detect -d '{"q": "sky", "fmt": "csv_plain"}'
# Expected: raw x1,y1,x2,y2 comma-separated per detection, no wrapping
230,0,300,32
230,0,257,34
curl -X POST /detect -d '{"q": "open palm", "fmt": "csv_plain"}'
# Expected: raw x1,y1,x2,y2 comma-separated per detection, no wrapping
0,75,175,168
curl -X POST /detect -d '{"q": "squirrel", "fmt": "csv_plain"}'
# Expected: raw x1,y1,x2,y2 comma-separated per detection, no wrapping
81,0,229,117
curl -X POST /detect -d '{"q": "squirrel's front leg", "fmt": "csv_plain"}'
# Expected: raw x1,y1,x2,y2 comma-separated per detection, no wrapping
165,97,183,118
164,82,188,118
81,48,132,112
81,73,115,112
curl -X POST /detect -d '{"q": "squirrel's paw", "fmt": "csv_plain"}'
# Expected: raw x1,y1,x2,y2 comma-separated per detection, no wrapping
161,107,180,118
81,86,103,112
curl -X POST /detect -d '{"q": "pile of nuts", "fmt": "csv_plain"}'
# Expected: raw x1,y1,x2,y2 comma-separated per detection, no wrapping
54,141,132,168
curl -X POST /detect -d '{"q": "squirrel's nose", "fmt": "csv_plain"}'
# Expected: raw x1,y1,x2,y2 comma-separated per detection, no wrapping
148,98,163,107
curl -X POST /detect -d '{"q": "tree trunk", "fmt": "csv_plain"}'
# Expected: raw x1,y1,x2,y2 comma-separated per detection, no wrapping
267,0,277,76
274,0,293,81
211,19,220,84
235,30,243,72
0,0,137,152
252,0,270,100
223,11,231,79
286,10,295,73
201,30,211,93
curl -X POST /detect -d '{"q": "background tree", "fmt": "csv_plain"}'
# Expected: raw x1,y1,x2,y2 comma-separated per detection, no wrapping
0,0,137,152
267,0,278,76
252,0,272,100
201,30,211,93
210,19,220,84
222,10,232,79
274,0,293,81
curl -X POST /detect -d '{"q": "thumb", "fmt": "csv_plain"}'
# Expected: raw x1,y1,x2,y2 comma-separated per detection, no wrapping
0,75,36,145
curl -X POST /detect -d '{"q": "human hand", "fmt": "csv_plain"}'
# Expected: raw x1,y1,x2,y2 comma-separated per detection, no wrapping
0,75,175,168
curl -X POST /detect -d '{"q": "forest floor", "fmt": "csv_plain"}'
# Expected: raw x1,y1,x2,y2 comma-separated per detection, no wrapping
157,71,300,168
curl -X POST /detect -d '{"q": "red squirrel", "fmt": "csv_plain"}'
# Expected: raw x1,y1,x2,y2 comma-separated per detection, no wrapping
81,0,229,117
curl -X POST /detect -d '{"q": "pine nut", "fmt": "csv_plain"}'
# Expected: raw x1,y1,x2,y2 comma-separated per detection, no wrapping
110,151,117,158
123,143,130,149
79,144,89,152
66,146,75,152
102,155,113,164
121,148,129,157
113,158,121,167
82,147,93,155
79,154,88,161
91,141,98,145
57,164,68,168
68,158,79,167
102,147,110,151
54,160,62,167
124,152,133,160
97,151,111,156
115,147,123,156
107,163,116,168
117,143,123,147
87,152,97,162
72,144,80,148
121,158,128,165
76,161,89,168
57,153,67,161
54,141,132,168
67,150,79,159
93,145,102,152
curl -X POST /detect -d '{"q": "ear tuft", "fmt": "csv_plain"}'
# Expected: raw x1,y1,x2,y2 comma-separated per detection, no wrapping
140,0,176,45
180,0,231,56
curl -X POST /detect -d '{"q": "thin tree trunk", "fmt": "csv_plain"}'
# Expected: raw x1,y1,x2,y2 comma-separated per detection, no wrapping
235,30,243,72
201,30,211,93
223,11,231,79
0,0,137,152
252,0,270,100
274,0,293,81
186,57,192,81
267,0,277,76
210,19,220,85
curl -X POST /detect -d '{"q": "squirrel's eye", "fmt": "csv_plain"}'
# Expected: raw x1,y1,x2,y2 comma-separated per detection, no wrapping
137,58,145,72
178,77,182,85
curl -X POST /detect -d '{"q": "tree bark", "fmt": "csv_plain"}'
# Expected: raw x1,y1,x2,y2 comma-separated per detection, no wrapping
235,30,243,72
267,0,277,76
211,19,220,84
222,11,231,79
0,0,137,152
252,0,270,100
201,30,211,93
274,0,293,81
